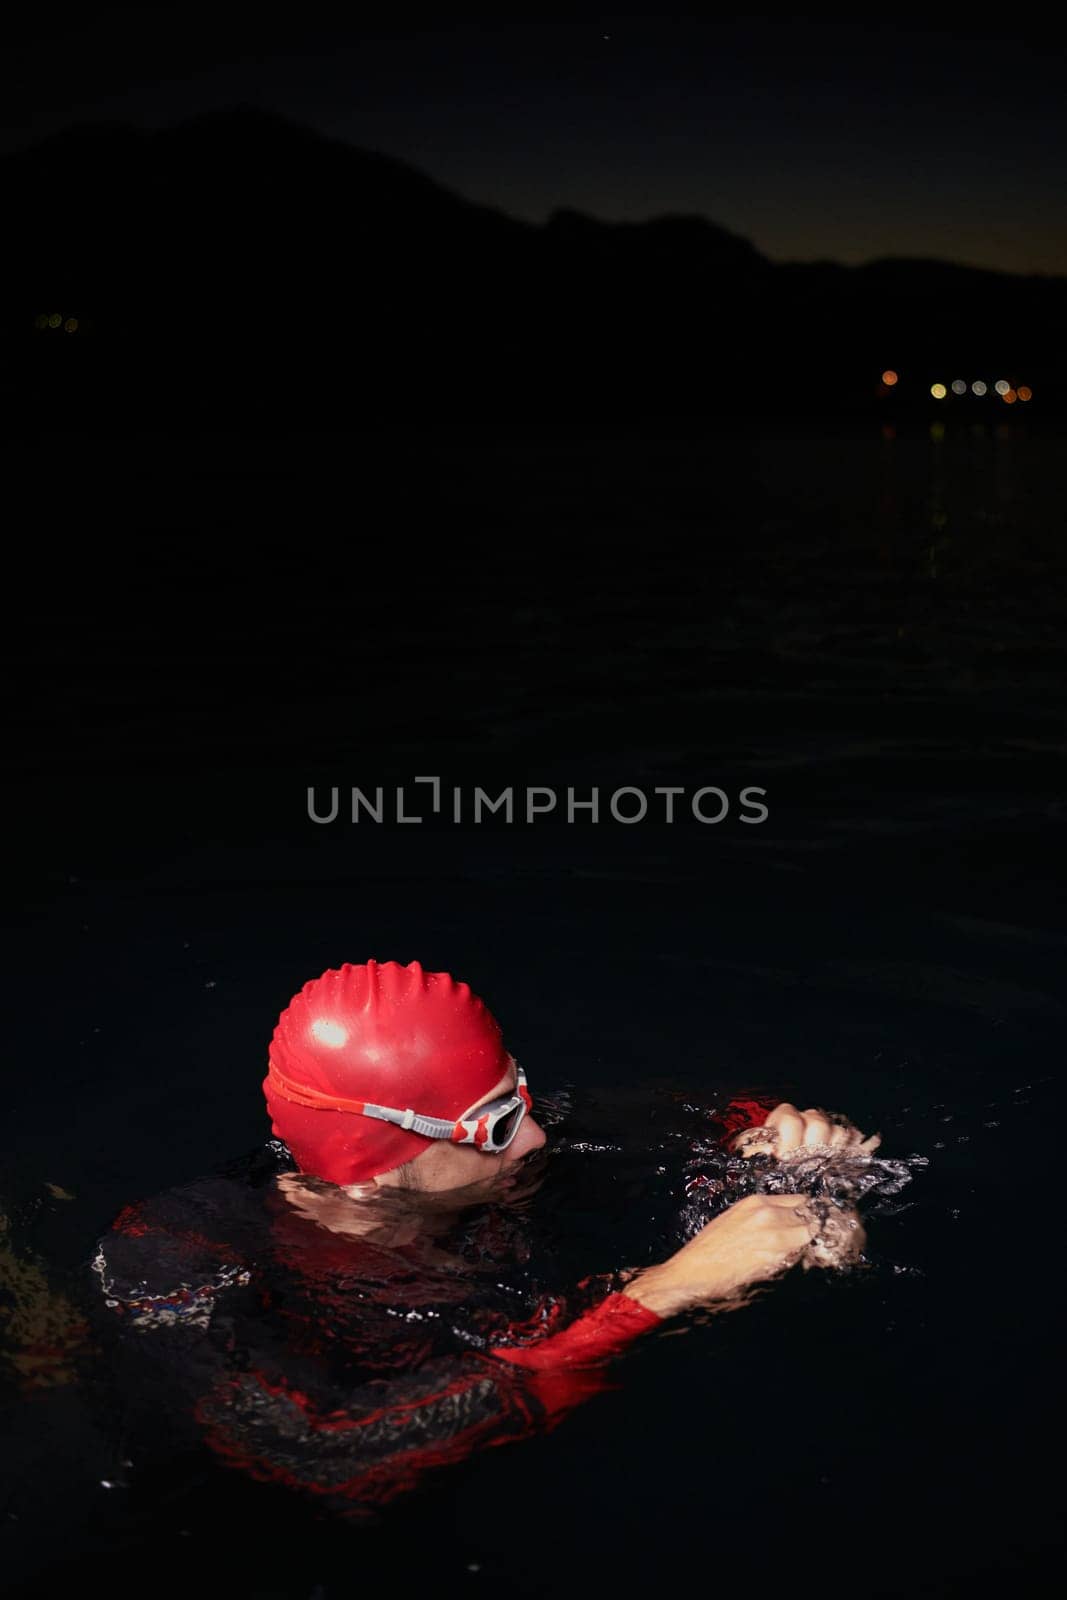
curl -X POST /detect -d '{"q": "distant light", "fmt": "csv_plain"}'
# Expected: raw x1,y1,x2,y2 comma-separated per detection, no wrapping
48,312,62,329
971,381,988,396
994,379,1010,395
64,317,78,333
34,313,48,330
930,383,947,399
951,379,967,395
1002,388,1017,404
930,421,946,442
881,369,898,386
1017,385,1032,402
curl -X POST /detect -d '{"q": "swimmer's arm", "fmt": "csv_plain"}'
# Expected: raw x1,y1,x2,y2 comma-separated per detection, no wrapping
486,1276,665,1415
196,1331,638,1511
207,1227,860,1509
177,1193,858,1516
495,1101,878,1330
187,1220,860,1517
620,1189,866,1318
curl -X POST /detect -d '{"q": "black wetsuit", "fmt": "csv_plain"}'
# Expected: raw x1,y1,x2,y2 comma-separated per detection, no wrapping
89,1092,779,1519
89,1140,666,1520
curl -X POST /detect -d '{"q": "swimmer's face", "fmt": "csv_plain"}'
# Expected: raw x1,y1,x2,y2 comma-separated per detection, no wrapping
374,1059,547,1197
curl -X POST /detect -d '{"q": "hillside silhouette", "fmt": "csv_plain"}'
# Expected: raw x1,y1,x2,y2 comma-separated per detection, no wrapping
6,106,1065,428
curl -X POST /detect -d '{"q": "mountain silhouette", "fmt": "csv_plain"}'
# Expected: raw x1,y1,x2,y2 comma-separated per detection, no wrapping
5,106,1064,427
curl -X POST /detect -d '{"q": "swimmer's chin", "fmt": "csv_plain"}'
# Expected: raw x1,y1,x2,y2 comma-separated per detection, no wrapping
492,1149,549,1202
406,1150,548,1211
412,1157,546,1210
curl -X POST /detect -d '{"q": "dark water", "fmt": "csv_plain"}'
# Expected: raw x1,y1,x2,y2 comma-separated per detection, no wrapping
3,418,1064,1596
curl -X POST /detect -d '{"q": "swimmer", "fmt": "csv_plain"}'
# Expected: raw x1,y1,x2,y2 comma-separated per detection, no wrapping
93,959,881,1518
264,960,875,1318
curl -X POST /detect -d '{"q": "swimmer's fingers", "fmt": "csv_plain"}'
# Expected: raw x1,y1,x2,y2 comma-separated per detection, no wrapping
799,1111,883,1156
764,1193,825,1249
738,1190,822,1246
833,1121,881,1153
785,1214,827,1270
764,1103,806,1155
732,1104,882,1160
772,1104,842,1158
800,1109,835,1148
801,1205,867,1270
755,1194,867,1277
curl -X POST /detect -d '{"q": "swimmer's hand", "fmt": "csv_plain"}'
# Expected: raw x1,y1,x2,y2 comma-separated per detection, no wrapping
621,1192,861,1319
731,1102,881,1160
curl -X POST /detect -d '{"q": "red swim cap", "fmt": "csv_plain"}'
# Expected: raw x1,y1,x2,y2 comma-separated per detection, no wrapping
263,960,512,1185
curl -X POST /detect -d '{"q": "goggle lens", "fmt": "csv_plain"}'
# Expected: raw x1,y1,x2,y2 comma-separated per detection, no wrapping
489,1104,523,1148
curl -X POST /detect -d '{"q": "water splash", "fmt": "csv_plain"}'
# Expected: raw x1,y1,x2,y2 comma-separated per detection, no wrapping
675,1143,929,1254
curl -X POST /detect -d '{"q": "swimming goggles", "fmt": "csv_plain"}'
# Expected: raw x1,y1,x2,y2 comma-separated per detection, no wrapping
266,1059,533,1153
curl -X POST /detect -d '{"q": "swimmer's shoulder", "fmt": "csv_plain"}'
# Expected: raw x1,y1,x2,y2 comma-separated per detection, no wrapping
92,1143,292,1326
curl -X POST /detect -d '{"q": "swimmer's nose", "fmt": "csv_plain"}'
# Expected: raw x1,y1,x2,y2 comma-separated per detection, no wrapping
508,1114,546,1161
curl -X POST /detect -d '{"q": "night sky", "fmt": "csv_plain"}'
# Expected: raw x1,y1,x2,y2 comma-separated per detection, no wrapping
5,6,1065,277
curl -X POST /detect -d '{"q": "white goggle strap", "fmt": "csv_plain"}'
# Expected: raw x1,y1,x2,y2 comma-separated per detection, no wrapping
363,1067,528,1144
360,1102,457,1140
